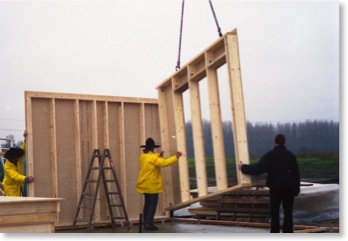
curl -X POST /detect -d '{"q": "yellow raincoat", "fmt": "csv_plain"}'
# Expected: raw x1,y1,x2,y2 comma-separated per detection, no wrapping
2,161,26,196
136,151,178,194
1,143,26,196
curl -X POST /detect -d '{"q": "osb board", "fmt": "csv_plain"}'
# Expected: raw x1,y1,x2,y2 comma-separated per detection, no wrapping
24,91,166,227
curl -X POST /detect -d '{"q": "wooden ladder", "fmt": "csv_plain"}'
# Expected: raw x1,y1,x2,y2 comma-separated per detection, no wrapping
72,149,130,232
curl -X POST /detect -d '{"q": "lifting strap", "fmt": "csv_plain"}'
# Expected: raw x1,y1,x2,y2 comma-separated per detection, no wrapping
175,0,223,71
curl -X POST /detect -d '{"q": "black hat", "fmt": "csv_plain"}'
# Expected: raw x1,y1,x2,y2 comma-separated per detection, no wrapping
140,138,161,149
4,148,24,161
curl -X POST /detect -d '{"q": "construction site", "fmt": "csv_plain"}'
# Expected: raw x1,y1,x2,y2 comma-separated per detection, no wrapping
0,0,340,236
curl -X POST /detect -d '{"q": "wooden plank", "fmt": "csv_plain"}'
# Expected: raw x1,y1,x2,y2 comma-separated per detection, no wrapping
91,100,102,222
74,99,83,219
96,101,112,222
158,86,182,207
173,91,191,202
295,227,329,233
26,91,158,104
171,217,271,229
216,207,270,213
206,67,227,190
0,223,54,233
225,30,251,185
189,80,208,196
118,102,127,206
219,198,269,204
50,99,58,200
0,213,55,225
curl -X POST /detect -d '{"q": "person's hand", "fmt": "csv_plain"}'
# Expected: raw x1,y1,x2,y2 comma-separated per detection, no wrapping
23,130,28,138
176,151,182,158
238,161,243,171
26,176,35,183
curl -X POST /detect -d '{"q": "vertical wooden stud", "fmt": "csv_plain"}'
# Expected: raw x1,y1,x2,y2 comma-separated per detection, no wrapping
225,30,251,185
206,66,228,190
189,80,208,196
173,90,191,202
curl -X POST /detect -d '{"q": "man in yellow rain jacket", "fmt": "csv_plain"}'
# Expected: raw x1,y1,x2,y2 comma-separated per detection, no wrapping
2,130,34,196
136,137,182,231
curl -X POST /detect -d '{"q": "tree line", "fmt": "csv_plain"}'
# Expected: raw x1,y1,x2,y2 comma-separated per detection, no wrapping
1,120,339,158
185,120,339,158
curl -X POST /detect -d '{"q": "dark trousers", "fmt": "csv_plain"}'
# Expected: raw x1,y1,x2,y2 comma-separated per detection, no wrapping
270,189,295,233
143,193,159,226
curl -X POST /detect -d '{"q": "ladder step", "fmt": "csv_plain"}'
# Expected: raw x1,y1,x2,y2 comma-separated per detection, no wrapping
78,204,93,209
86,180,98,183
110,204,123,207
107,192,119,195
105,180,117,183
112,216,126,220
90,167,100,170
75,218,89,222
82,192,95,197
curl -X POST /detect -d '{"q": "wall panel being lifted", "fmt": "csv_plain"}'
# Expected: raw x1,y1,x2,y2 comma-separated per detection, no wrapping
157,28,252,211
25,91,164,227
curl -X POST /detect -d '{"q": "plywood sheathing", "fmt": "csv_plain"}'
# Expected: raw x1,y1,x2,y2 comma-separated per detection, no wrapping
157,28,252,210
25,91,164,227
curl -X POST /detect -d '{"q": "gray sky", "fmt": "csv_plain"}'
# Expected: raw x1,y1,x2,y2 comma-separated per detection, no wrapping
0,0,340,143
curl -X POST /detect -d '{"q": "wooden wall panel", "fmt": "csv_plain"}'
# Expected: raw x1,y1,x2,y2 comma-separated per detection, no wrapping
25,91,161,227
156,28,252,211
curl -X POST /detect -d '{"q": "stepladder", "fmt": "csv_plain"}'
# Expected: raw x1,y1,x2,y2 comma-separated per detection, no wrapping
72,149,131,231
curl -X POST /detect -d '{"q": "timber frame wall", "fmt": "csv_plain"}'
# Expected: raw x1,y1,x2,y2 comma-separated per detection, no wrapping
157,28,251,210
25,91,171,227
24,27,251,227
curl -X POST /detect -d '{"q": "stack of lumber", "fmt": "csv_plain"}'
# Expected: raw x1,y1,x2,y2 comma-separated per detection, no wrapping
188,185,271,222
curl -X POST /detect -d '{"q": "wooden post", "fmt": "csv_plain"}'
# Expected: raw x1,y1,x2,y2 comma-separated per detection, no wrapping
206,67,228,190
189,79,208,196
225,30,251,185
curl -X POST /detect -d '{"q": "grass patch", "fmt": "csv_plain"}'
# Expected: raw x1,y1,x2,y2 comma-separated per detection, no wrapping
187,153,339,187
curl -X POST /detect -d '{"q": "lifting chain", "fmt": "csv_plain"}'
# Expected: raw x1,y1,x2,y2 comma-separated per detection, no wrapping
175,0,223,71
175,0,185,71
209,0,223,37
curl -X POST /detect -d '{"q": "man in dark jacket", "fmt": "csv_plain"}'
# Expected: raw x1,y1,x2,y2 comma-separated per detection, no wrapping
238,134,300,233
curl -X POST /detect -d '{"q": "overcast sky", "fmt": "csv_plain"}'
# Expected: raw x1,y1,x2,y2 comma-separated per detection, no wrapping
0,0,340,143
